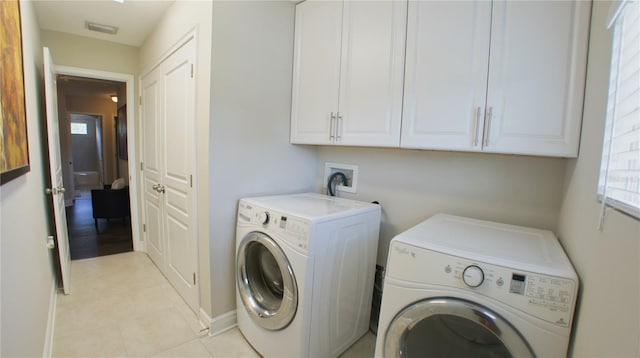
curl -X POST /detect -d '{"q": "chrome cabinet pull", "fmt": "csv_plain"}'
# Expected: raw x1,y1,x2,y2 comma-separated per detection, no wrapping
484,106,493,147
336,113,343,140
473,107,481,147
329,112,336,140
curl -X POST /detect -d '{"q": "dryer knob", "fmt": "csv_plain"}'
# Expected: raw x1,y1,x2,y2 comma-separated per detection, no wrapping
463,265,484,288
259,211,270,225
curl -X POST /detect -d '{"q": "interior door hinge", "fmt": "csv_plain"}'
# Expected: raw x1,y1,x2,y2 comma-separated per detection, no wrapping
143,224,146,232
193,273,196,285
140,162,144,171
190,64,194,78
139,95,142,105
190,174,193,188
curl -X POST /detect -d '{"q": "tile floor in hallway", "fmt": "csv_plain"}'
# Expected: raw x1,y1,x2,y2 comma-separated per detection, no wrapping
53,252,376,357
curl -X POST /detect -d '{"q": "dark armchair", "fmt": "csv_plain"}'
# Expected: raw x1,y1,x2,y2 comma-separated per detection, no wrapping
91,185,131,232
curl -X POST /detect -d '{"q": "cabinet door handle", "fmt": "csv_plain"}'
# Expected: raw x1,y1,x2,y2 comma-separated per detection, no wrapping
473,107,481,147
329,112,336,140
336,113,342,140
484,106,493,147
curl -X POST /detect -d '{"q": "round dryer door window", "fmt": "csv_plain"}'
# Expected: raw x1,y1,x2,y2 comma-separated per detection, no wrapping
236,232,298,331
384,298,534,358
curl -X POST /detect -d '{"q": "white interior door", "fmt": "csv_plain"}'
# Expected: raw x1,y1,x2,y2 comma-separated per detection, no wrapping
160,39,198,312
140,38,198,313
141,68,164,267
43,47,71,294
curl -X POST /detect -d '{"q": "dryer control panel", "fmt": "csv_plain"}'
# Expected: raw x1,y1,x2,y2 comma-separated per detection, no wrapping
387,241,578,328
237,201,311,252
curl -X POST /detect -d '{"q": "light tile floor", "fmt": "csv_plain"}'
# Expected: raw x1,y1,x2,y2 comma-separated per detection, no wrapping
53,252,375,357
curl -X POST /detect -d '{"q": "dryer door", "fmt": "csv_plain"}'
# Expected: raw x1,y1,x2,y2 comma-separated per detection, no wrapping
237,232,298,331
384,297,534,358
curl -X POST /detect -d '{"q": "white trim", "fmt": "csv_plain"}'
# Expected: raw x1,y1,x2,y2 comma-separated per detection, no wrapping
53,66,143,252
139,27,197,79
607,0,632,28
42,283,57,358
203,310,237,337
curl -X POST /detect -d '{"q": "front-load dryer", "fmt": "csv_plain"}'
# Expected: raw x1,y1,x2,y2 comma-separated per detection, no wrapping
375,214,579,358
236,193,381,357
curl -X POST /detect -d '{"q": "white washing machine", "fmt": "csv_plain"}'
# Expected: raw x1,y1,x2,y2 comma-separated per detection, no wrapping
236,193,381,357
375,214,579,358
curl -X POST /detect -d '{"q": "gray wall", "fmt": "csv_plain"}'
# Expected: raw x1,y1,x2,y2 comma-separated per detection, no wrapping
209,1,317,317
557,2,640,356
1,1,57,356
315,147,565,266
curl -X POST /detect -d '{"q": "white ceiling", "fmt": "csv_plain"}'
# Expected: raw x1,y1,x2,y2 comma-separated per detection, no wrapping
33,0,175,47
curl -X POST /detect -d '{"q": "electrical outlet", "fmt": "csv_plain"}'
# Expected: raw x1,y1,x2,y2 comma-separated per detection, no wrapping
323,162,358,194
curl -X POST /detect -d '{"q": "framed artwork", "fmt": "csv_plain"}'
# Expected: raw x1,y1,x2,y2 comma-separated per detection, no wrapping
0,0,30,184
116,105,127,160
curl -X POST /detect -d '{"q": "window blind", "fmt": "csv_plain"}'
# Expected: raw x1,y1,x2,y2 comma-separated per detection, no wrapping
598,0,640,223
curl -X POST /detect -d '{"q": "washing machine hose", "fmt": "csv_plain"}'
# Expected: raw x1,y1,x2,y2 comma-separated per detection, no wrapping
327,172,348,197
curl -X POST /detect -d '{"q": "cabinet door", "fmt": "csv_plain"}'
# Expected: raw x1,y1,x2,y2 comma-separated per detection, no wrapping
401,1,491,151
337,1,407,147
484,1,590,157
290,0,343,145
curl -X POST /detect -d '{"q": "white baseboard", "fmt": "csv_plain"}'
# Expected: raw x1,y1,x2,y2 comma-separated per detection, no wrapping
42,282,57,358
199,309,237,336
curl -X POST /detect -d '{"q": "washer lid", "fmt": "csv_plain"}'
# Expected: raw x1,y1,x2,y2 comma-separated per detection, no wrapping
393,214,576,278
241,193,379,222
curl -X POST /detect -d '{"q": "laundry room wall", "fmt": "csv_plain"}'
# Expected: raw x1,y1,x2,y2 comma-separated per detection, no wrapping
557,1,640,356
1,1,57,356
315,148,566,266
208,0,317,320
40,30,138,75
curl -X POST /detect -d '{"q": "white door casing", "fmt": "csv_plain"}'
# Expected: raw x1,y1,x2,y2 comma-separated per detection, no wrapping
43,47,71,294
141,37,199,313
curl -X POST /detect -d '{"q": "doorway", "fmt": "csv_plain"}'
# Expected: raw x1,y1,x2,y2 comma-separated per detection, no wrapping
65,112,132,260
54,69,141,259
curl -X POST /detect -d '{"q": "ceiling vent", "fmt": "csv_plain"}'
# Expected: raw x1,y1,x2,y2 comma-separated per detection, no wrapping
86,21,118,35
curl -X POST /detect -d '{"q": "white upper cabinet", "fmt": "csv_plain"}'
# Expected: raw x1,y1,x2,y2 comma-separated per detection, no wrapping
401,0,591,157
290,0,407,147
401,1,492,152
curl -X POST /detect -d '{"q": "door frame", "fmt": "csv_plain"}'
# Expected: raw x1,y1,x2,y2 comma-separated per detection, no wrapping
55,65,142,251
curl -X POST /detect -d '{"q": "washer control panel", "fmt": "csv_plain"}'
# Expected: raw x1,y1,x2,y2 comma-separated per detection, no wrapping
237,201,311,252
387,241,577,328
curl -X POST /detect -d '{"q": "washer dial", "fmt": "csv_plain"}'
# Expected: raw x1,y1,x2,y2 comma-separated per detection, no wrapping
463,265,484,287
259,211,270,225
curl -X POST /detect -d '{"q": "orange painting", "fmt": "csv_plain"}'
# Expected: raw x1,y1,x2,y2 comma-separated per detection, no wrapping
0,0,30,184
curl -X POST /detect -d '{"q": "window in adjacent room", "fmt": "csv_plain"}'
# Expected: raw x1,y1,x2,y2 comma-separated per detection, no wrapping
598,0,640,226
70,122,88,135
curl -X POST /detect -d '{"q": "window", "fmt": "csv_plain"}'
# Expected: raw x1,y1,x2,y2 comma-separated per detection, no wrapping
70,122,87,135
598,0,640,222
